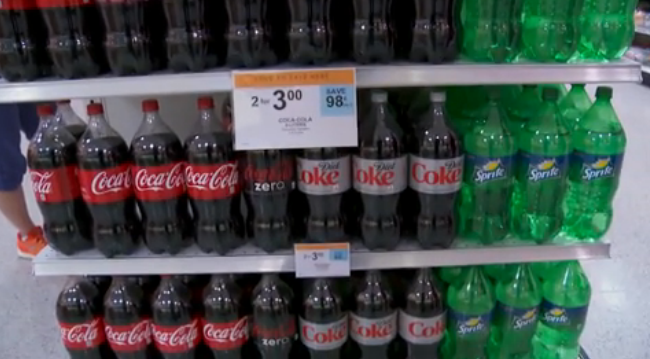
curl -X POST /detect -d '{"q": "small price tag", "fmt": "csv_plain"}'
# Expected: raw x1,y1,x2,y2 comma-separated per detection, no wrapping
294,243,351,278
232,68,358,150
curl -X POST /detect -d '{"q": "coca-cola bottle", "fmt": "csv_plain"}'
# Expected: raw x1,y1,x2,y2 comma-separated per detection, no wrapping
202,275,250,359
297,148,351,242
57,277,113,359
399,268,445,359
287,0,333,64
242,150,295,252
78,103,140,258
224,0,277,67
104,277,157,359
300,278,348,359
252,274,297,359
352,0,394,63
354,91,406,250
28,104,93,255
409,91,462,249
152,276,201,359
349,271,397,359
131,99,191,255
185,97,243,254
55,100,87,140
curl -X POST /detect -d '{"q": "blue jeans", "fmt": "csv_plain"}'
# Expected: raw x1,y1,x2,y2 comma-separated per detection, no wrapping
0,103,39,191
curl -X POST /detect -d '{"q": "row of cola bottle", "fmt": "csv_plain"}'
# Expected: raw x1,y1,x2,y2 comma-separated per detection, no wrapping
59,270,448,359
0,0,456,82
29,90,462,258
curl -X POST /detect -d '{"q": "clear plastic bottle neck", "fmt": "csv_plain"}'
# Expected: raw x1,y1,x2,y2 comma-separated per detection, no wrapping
195,107,226,134
136,109,174,137
55,101,85,126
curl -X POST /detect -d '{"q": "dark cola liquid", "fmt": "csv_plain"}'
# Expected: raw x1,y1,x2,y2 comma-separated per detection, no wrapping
39,1,108,79
224,0,277,67
0,3,51,81
152,277,199,359
352,0,394,63
301,278,347,359
78,136,140,257
287,0,334,65
67,124,88,141
252,275,296,359
185,132,244,255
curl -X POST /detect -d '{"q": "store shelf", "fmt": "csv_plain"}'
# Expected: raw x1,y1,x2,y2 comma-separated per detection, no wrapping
0,61,641,103
32,240,611,276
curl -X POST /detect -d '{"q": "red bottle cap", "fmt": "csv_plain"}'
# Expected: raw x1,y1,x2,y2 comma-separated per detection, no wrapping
197,97,214,110
142,99,159,112
87,103,104,116
37,104,54,116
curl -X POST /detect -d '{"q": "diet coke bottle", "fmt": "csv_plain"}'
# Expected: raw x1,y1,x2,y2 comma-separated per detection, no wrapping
354,91,407,250
202,275,250,359
242,150,295,252
28,104,92,255
104,277,156,359
185,97,243,254
78,103,140,258
297,148,351,242
55,100,87,140
399,268,445,359
57,278,113,359
409,91,462,248
300,278,348,359
152,277,201,359
349,271,397,359
131,99,191,255
252,274,297,359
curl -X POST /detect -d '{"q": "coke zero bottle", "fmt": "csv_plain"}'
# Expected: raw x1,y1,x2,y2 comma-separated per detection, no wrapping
409,91,462,249
242,150,295,252
152,276,201,359
399,268,445,359
57,277,113,359
352,0,394,63
224,0,277,67
297,148,351,242
202,275,250,359
300,278,348,359
28,104,92,255
354,91,406,250
78,103,140,258
185,97,243,254
131,99,191,255
38,0,107,78
0,0,51,81
349,271,397,359
104,277,156,359
252,274,297,359
55,100,87,140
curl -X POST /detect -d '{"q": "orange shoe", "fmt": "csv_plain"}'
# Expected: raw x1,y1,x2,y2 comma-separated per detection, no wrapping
17,226,47,259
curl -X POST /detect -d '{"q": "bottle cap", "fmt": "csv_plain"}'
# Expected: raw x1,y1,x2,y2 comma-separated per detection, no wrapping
571,83,586,88
142,99,159,112
37,104,54,117
595,86,613,100
87,103,104,116
198,97,215,110
57,99,71,104
430,91,446,102
542,88,559,101
370,91,388,103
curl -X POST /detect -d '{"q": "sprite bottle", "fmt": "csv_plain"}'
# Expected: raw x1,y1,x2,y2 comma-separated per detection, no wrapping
460,90,516,244
559,84,592,132
447,86,489,138
531,262,560,283
512,88,572,243
563,86,626,240
579,0,637,60
533,261,591,359
483,264,515,284
505,85,541,136
488,264,542,359
522,0,583,62
442,266,495,359
439,266,469,286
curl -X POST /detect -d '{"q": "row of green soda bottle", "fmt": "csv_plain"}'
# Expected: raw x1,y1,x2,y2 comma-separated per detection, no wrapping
439,261,591,359
460,0,637,62
447,85,625,244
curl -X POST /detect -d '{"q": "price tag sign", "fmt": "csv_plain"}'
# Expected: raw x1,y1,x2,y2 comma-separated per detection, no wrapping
232,68,358,150
294,243,351,278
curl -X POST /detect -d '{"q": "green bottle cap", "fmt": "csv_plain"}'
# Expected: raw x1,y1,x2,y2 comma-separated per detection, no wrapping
542,87,559,101
571,83,586,88
595,86,613,100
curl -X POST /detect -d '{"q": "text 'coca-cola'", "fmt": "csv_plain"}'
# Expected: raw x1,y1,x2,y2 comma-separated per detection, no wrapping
59,318,106,350
152,319,201,353
79,164,133,203
202,317,249,350
30,166,81,203
243,159,295,193
132,162,185,201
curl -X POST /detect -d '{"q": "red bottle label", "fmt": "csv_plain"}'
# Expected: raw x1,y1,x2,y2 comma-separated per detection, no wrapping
0,0,37,9
36,0,95,8
132,162,185,201
242,159,295,193
105,319,152,352
152,319,201,353
252,318,296,346
79,164,133,204
202,316,249,350
59,318,106,350
30,166,81,203
185,162,240,200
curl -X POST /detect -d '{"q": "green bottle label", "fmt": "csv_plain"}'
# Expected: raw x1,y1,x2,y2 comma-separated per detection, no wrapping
465,155,513,185
540,300,588,329
449,309,492,337
570,152,624,182
518,152,569,183
495,302,539,332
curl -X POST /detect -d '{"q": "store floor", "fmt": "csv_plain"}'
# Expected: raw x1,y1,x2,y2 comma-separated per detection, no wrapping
0,84,647,358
